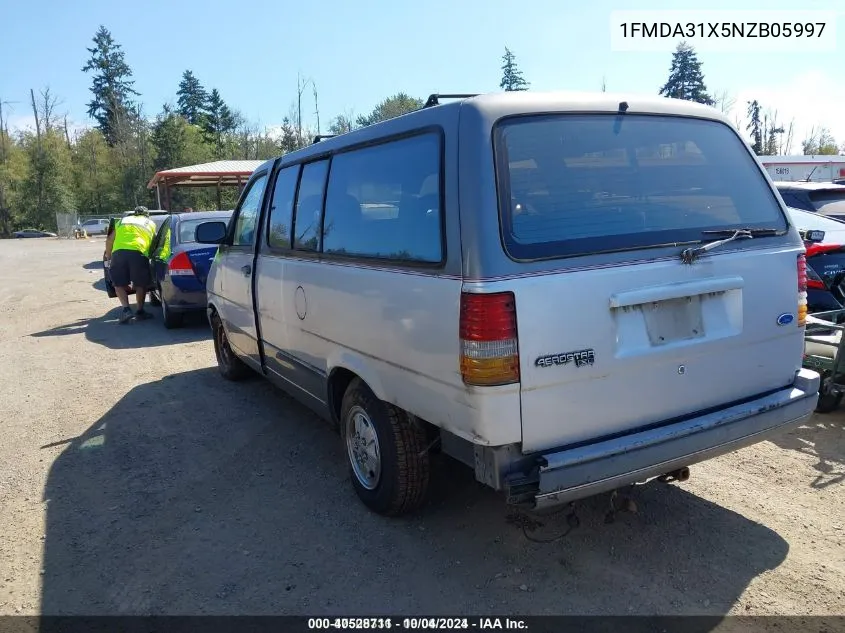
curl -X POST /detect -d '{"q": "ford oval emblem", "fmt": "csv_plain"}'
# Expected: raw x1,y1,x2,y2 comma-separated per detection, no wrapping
777,313,795,326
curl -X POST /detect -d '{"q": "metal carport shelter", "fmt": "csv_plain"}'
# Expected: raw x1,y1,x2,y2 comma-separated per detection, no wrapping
146,160,264,210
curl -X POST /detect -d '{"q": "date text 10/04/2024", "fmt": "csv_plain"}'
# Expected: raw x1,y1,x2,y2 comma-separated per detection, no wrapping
307,618,529,630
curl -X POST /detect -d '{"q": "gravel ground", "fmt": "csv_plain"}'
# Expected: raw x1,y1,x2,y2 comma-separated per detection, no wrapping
0,237,843,620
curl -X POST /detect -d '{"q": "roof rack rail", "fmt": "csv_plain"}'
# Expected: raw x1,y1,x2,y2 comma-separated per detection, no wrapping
423,93,479,108
312,134,336,144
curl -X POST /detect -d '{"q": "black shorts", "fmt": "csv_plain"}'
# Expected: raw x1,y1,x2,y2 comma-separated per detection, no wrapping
110,249,152,288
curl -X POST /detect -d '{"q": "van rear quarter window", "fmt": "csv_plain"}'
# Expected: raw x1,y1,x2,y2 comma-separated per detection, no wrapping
322,132,442,263
494,114,787,261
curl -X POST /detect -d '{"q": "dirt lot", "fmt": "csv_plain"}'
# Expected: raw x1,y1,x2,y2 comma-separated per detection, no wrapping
0,237,843,620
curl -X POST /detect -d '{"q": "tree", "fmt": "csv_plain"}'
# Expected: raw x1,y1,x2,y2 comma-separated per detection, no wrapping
277,117,301,154
176,70,208,125
356,93,423,127
802,126,839,155
151,105,189,171
82,26,139,145
201,88,236,157
0,103,30,235
328,113,355,135
746,100,763,155
763,110,784,156
712,90,735,115
658,41,713,105
71,128,120,217
21,130,76,229
500,47,529,92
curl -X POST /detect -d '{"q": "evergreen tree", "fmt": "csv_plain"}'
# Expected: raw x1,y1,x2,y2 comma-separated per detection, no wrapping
201,88,236,157
82,26,139,145
151,104,189,171
500,47,529,92
277,117,300,154
176,70,208,125
658,41,713,105
746,100,763,155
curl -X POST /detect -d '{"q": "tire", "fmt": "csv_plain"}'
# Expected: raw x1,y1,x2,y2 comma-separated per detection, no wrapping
211,312,250,381
148,288,162,307
161,295,183,329
341,378,430,516
815,389,842,414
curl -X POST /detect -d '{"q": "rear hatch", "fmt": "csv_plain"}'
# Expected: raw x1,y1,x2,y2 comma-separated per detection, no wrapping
175,216,230,286
494,112,804,453
184,246,219,285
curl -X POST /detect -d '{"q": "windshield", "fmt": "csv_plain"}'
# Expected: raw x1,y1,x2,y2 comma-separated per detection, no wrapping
809,190,845,216
178,216,230,243
495,114,787,260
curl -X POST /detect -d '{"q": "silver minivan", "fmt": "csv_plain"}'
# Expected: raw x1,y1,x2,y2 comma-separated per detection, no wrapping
195,91,819,516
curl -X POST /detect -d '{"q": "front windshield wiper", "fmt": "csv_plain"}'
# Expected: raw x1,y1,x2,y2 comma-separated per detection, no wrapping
680,228,782,264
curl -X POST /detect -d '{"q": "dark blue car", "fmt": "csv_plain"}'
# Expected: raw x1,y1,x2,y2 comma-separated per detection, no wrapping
148,210,233,328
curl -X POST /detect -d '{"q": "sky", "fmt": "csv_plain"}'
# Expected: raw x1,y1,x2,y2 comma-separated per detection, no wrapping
2,0,844,153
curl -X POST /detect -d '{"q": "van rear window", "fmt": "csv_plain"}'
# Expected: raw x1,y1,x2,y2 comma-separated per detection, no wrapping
494,114,787,261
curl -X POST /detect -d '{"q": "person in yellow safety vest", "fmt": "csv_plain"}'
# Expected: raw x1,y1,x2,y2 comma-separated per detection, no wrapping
103,206,158,324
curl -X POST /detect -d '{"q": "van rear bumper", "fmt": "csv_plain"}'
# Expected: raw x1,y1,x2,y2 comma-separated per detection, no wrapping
526,368,819,511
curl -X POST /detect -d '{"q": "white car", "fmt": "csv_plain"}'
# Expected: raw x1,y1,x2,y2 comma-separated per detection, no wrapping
785,206,845,244
194,91,819,516
78,218,110,235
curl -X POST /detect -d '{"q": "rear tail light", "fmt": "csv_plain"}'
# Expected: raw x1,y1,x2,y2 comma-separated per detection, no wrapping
459,291,519,386
798,254,807,326
806,265,826,290
168,251,195,276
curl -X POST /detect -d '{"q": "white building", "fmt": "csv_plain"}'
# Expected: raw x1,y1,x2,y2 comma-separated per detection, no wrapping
758,155,845,183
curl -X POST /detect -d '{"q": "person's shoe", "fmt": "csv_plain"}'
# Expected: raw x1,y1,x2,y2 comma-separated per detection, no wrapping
118,307,134,324
135,309,153,321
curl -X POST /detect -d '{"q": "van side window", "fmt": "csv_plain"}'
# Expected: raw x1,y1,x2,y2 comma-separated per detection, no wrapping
267,166,300,249
322,132,442,263
233,173,268,247
293,160,329,251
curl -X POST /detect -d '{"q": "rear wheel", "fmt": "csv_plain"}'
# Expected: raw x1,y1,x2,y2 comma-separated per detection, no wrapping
161,295,183,329
341,378,430,516
211,312,250,381
815,378,842,413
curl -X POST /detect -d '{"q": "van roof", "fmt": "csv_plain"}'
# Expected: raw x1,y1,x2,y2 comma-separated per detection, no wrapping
254,90,729,174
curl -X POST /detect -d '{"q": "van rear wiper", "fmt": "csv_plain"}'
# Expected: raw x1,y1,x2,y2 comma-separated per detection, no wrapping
680,228,781,264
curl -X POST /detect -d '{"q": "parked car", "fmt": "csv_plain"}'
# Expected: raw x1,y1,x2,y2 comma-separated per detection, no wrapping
194,91,819,517
147,210,234,328
13,228,57,238
786,207,845,317
77,218,110,235
102,213,170,298
775,181,845,222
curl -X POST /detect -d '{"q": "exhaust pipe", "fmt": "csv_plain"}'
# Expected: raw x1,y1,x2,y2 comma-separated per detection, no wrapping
659,467,690,483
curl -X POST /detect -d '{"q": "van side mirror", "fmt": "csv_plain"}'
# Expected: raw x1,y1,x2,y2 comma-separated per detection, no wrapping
196,221,228,244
